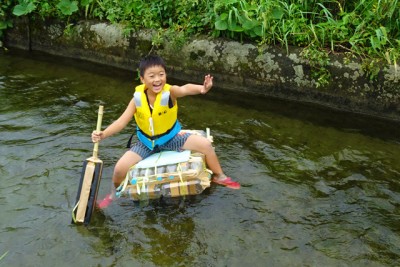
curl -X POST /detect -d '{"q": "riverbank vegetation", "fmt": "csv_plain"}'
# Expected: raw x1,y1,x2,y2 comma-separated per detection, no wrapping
1,0,399,84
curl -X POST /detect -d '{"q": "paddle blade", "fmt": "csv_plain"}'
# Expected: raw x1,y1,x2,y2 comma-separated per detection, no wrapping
72,158,103,225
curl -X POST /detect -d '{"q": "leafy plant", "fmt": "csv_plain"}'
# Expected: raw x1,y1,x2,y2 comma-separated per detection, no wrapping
56,0,78,16
1,0,399,83
12,0,37,16
300,45,331,88
80,0,95,19
0,0,15,47
213,0,263,40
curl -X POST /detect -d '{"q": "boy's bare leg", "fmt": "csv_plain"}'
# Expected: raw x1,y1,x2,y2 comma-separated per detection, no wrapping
112,150,143,188
182,134,240,189
98,150,142,208
182,135,225,178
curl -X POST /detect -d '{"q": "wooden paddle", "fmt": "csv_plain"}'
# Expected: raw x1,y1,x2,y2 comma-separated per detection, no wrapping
72,105,104,225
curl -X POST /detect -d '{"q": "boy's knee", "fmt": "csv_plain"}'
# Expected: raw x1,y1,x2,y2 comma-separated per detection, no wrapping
202,140,214,152
113,164,127,180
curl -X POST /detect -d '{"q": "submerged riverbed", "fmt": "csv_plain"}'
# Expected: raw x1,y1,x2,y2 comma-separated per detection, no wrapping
0,50,399,266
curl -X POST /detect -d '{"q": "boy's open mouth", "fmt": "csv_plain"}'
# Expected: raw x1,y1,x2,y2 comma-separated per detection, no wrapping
153,84,162,90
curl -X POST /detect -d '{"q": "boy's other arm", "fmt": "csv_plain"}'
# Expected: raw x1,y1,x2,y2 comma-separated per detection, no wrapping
102,99,136,139
171,74,213,98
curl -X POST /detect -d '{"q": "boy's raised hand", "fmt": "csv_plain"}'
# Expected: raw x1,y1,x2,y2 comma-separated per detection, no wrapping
201,74,214,94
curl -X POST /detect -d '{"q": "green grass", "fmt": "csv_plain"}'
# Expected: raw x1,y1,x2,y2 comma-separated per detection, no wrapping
1,0,399,83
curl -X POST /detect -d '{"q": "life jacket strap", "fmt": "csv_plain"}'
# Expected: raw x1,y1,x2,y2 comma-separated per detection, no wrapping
137,121,179,140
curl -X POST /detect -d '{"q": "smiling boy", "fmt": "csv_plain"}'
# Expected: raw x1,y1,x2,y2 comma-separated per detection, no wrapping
92,55,240,207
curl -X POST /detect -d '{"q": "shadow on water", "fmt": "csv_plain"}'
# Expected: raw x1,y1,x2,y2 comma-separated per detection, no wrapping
1,48,400,267
206,88,400,143
88,194,214,265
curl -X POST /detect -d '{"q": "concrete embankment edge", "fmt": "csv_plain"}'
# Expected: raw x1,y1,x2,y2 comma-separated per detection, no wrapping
5,18,400,121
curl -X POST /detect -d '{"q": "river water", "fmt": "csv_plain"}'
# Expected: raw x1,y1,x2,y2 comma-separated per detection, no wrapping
1,49,399,267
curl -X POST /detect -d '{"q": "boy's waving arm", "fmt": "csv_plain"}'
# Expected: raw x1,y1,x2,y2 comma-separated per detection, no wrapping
171,74,213,98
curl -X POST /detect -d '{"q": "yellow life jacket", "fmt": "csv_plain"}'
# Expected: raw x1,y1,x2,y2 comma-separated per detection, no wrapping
133,83,181,149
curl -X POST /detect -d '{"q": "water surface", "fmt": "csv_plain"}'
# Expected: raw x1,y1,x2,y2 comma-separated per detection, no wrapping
1,50,399,267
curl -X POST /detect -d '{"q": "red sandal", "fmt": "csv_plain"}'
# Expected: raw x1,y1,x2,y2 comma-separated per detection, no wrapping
212,177,241,189
97,194,113,209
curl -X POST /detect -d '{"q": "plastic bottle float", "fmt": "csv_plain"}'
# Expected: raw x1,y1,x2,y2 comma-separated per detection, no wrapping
116,129,213,201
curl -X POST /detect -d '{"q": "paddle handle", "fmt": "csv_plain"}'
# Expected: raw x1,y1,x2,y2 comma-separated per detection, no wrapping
93,105,104,159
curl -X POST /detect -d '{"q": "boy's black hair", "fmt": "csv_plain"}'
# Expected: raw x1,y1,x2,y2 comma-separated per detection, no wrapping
138,55,166,77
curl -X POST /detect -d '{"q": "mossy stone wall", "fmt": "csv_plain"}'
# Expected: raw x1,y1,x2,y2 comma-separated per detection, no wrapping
5,18,400,121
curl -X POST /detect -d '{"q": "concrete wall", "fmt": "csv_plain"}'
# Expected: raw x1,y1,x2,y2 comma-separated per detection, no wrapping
5,18,400,121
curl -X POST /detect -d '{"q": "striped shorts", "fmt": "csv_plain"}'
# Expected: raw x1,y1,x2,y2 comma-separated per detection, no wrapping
130,132,191,159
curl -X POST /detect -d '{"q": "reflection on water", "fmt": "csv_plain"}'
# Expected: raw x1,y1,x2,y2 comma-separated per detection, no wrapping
1,49,400,266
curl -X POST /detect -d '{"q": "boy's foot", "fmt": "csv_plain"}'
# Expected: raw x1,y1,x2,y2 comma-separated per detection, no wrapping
212,176,241,189
97,194,113,209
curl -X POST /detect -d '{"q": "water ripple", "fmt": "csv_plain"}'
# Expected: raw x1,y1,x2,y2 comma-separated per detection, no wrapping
1,50,400,266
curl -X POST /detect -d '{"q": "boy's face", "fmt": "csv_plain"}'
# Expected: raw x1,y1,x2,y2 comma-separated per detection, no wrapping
140,65,167,94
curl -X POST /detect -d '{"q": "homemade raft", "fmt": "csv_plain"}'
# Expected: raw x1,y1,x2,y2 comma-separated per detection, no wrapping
116,129,213,201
